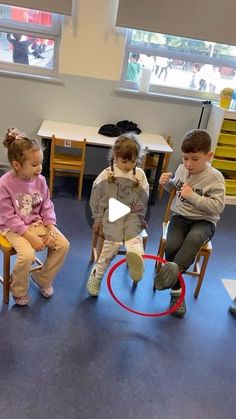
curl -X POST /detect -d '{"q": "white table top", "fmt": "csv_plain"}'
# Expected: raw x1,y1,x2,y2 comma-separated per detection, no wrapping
38,120,173,154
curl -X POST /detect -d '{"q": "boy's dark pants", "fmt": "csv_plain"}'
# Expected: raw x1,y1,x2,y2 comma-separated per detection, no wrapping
165,215,215,290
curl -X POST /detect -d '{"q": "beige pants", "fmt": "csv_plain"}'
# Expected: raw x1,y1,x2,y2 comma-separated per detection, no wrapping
5,224,70,297
96,235,144,277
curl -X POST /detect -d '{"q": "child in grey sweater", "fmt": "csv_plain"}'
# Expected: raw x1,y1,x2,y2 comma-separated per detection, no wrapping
154,129,225,317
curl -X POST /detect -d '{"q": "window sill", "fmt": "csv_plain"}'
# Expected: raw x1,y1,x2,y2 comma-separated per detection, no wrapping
115,87,217,106
0,69,64,85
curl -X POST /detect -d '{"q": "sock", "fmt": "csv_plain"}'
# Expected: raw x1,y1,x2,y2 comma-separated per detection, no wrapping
171,288,182,295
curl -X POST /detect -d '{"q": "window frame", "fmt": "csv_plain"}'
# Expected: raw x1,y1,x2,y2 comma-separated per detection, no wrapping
120,29,236,101
0,3,61,79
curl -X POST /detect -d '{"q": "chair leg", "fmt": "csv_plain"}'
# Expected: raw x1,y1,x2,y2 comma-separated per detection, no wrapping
192,252,201,272
96,235,104,261
49,168,55,197
90,233,98,262
90,233,104,263
143,236,148,250
156,239,165,271
157,185,164,200
3,251,11,304
78,169,84,201
194,251,210,299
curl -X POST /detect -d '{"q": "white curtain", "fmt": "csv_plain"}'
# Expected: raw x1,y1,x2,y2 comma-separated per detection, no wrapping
0,0,73,15
116,0,236,46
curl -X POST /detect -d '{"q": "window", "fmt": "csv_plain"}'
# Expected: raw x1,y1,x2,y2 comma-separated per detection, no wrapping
0,3,61,79
120,30,236,100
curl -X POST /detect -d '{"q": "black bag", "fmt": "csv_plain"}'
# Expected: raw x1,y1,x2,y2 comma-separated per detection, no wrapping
116,120,142,134
98,124,122,137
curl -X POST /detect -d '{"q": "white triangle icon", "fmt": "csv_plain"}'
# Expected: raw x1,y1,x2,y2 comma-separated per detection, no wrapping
108,198,130,222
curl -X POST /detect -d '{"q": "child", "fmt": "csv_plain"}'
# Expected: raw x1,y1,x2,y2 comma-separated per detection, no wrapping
0,128,70,306
126,53,142,81
154,129,225,317
87,133,149,296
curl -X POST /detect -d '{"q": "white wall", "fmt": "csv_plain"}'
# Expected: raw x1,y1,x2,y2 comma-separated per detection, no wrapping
60,0,124,80
0,0,208,172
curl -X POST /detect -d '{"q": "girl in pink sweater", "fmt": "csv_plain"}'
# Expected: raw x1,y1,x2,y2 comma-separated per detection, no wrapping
0,128,69,305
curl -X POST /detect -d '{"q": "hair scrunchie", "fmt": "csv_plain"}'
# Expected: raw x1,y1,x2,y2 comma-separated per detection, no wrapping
8,127,25,140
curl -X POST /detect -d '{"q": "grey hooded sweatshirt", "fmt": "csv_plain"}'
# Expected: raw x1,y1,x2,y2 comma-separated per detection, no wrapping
164,163,225,225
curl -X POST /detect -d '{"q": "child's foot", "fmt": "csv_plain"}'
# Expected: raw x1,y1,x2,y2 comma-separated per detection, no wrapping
126,251,144,282
87,265,103,297
31,277,54,298
229,297,236,315
40,286,54,298
13,295,29,306
153,262,178,290
169,290,186,318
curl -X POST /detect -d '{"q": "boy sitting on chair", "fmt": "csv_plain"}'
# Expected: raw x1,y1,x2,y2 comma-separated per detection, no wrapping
154,129,225,317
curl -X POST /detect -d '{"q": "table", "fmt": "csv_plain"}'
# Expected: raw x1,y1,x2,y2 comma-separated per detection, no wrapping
38,120,173,204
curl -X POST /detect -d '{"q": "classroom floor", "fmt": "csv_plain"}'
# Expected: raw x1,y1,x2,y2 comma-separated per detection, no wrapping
0,178,235,419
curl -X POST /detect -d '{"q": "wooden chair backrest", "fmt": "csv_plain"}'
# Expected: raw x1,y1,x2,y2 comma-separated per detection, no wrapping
50,135,86,167
143,135,173,168
163,188,176,223
162,136,173,174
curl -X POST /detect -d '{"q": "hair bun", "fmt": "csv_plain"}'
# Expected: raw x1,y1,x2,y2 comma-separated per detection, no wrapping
3,127,25,148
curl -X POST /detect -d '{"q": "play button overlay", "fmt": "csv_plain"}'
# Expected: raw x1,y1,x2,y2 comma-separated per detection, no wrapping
108,198,130,222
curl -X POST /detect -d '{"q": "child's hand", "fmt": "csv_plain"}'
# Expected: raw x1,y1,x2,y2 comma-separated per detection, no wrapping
141,219,148,229
180,183,193,199
24,232,46,251
44,231,57,248
92,222,103,237
159,172,172,186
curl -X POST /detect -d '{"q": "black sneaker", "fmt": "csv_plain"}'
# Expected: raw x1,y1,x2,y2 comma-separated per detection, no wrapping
153,262,178,290
170,291,186,318
229,297,236,315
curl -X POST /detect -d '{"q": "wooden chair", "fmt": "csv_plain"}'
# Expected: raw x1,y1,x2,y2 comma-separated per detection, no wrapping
156,189,212,299
90,230,148,263
49,135,86,200
144,136,173,200
0,234,43,304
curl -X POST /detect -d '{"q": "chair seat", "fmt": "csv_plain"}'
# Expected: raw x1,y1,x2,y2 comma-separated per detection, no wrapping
0,234,13,250
201,241,212,251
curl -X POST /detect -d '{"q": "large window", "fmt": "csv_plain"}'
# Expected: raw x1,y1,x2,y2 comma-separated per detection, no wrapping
0,3,60,79
120,30,236,100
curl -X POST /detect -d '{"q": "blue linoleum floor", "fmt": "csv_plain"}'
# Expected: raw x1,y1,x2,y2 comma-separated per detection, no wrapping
0,179,235,419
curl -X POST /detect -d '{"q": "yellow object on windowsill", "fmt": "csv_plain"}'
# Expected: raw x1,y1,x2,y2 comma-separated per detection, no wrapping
219,87,234,109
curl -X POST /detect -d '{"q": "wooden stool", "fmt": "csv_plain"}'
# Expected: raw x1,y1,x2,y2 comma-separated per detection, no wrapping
90,230,148,263
0,234,43,304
